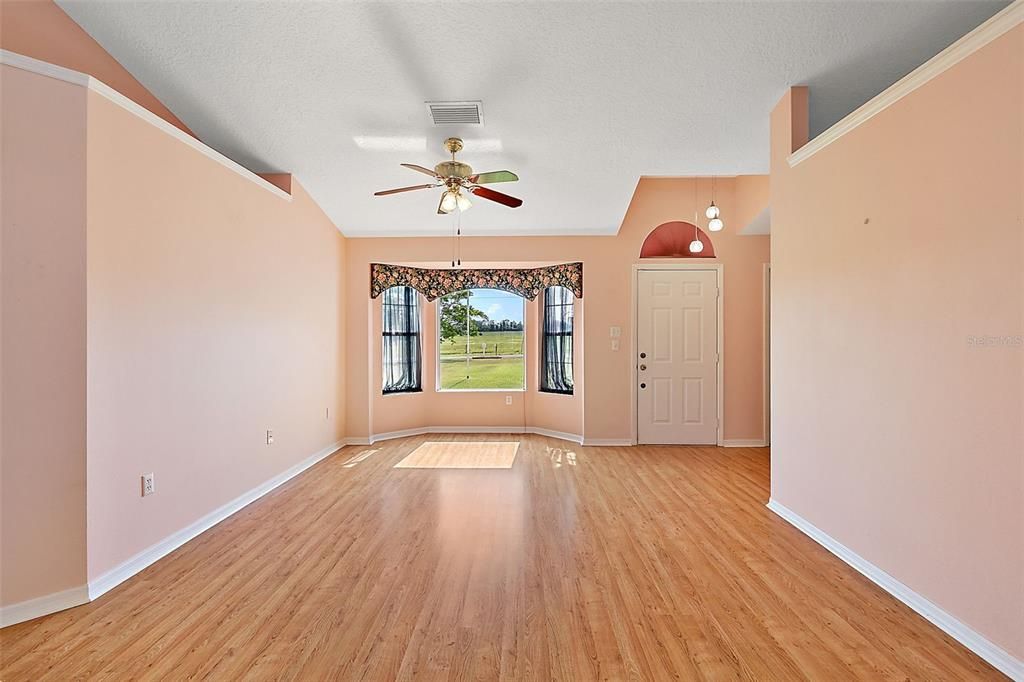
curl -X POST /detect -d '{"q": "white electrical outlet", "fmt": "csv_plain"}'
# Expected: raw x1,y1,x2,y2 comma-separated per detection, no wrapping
266,429,274,445
141,473,155,497
610,326,621,338
611,339,620,351
505,395,513,405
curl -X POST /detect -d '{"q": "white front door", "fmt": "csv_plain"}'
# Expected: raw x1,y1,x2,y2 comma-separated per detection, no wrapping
637,269,718,444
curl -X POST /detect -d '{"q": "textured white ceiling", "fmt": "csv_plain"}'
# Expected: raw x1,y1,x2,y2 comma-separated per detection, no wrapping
58,0,1006,237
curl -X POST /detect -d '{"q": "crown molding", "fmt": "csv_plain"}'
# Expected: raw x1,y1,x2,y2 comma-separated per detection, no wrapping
0,49,292,202
788,0,1024,167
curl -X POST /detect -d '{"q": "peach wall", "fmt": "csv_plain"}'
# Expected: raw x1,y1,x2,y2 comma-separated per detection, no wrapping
84,89,347,580
770,26,1023,659
733,174,770,231
0,0,194,137
346,176,769,444
1,65,88,606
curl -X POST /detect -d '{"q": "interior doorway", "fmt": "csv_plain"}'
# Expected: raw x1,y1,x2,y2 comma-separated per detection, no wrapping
634,266,722,445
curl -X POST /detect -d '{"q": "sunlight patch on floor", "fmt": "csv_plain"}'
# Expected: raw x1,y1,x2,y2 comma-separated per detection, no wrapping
342,449,380,468
394,441,519,469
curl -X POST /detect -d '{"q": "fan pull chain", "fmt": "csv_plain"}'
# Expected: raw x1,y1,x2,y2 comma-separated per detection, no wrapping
456,209,462,267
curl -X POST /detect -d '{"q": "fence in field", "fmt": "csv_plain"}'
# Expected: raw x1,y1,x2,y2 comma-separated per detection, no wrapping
440,335,523,357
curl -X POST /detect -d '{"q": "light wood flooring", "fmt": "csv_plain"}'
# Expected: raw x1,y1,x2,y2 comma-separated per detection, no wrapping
0,434,1004,680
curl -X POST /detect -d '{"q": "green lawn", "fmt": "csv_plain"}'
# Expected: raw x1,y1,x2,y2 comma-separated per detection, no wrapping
439,356,525,390
440,330,524,357
438,331,525,389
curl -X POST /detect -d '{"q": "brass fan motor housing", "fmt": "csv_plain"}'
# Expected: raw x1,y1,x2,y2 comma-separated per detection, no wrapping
434,160,473,180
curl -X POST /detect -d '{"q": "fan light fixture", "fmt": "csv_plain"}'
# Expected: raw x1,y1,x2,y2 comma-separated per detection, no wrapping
441,190,458,213
373,137,522,216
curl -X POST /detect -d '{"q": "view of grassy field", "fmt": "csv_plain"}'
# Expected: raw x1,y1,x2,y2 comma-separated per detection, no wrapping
439,330,524,356
439,331,525,389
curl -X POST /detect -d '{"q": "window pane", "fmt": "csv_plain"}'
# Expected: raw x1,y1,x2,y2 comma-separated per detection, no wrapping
382,286,421,393
438,289,525,390
541,286,574,394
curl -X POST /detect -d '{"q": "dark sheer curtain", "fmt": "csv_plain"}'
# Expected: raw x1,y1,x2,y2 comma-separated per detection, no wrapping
540,286,574,394
382,286,422,394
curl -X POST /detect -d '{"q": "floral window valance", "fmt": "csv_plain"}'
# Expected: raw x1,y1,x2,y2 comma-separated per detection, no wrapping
370,262,583,301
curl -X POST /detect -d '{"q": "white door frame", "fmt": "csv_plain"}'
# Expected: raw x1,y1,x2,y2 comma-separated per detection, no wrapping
630,263,724,446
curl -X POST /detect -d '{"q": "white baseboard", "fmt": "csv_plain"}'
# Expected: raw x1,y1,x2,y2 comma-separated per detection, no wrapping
87,439,345,601
367,426,584,446
767,499,1024,681
0,585,90,628
722,438,768,447
529,427,585,445
581,438,634,446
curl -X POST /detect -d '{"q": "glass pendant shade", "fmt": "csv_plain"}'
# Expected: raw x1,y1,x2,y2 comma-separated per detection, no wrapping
688,239,704,254
708,217,724,232
440,190,458,213
455,192,472,212
705,203,720,219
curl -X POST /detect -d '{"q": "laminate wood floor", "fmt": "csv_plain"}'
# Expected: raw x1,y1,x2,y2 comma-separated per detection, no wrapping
0,435,1004,680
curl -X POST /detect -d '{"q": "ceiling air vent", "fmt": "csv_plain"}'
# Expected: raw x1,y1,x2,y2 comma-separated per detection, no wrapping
426,101,483,126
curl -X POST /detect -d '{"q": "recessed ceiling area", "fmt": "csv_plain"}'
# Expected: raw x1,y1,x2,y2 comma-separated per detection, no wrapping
57,0,1006,237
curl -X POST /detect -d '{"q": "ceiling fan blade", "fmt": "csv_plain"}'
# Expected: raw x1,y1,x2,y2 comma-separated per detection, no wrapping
468,170,519,184
401,163,441,179
374,183,438,196
469,185,523,208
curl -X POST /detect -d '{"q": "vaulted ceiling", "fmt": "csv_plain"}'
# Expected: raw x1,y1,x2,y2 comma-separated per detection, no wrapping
58,1,1006,236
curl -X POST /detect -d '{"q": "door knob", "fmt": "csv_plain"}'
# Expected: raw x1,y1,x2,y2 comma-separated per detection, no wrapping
640,352,647,359
640,383,646,389
640,364,647,371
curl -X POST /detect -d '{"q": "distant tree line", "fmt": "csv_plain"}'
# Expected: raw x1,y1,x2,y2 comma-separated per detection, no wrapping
477,319,523,332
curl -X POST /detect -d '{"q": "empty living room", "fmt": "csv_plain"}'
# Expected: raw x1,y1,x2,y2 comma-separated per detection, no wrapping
1,0,1021,679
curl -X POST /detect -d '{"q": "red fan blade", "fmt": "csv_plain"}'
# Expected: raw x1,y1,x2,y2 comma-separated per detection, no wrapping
401,163,440,178
374,183,438,196
469,185,523,208
468,170,518,184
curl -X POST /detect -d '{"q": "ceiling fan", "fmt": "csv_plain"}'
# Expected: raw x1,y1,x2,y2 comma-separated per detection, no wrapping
374,137,522,214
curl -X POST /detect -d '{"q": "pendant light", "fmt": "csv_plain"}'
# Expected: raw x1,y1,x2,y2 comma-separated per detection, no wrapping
689,194,703,253
706,176,724,231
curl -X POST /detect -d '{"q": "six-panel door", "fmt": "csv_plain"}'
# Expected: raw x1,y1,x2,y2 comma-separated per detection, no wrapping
637,270,718,444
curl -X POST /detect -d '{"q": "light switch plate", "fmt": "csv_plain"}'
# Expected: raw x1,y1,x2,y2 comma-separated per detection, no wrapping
610,326,622,338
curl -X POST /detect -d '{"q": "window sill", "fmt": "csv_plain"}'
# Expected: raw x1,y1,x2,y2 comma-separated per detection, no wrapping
382,388,423,397
435,388,527,393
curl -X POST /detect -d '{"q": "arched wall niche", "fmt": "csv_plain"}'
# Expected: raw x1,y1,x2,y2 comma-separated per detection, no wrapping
639,221,716,258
